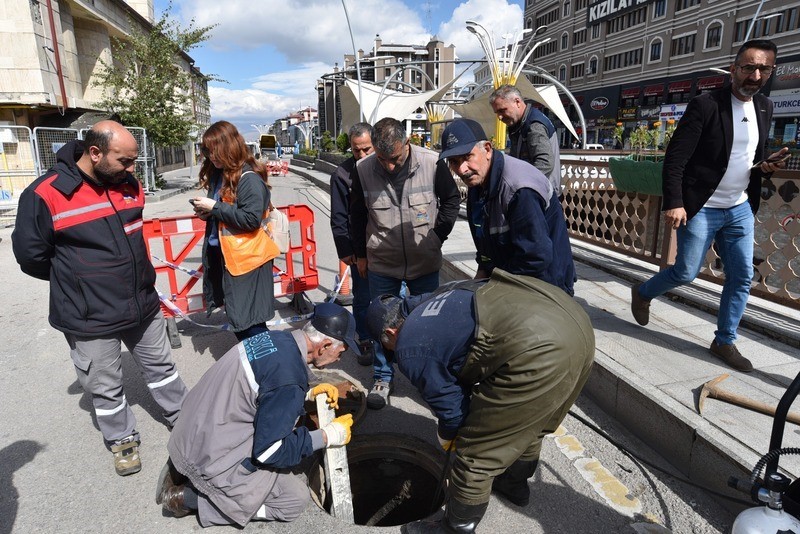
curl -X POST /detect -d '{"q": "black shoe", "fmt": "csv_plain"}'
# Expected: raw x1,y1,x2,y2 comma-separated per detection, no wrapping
710,340,753,372
630,283,651,326
492,460,538,506
357,340,375,366
402,499,488,534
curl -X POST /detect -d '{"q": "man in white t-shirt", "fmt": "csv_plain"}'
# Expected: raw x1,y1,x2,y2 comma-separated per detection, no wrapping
630,39,788,372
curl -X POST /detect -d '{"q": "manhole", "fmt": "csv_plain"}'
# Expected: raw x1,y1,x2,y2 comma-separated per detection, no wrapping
304,370,367,428
308,433,447,526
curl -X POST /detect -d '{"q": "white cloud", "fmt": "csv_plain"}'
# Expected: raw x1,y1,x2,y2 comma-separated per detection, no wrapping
437,0,525,61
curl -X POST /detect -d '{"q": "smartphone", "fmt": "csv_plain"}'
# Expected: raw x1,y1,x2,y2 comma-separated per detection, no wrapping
752,153,791,169
189,199,197,206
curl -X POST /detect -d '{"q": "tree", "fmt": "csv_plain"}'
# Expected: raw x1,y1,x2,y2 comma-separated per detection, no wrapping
320,131,335,152
336,132,349,153
94,4,219,148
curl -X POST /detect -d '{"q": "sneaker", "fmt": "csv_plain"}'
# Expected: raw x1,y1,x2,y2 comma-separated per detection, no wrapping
367,380,393,410
357,340,375,367
710,340,753,372
630,283,651,326
111,435,141,476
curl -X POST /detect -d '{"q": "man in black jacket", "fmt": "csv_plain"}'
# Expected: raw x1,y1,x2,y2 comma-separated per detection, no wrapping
12,121,188,476
630,40,788,372
329,122,374,365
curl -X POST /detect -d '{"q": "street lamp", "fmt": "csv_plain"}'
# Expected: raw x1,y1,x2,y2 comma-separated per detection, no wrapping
341,0,364,122
465,20,550,147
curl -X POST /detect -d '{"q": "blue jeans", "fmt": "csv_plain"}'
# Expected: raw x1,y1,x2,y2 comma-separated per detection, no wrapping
351,266,370,342
638,202,754,345
368,270,440,382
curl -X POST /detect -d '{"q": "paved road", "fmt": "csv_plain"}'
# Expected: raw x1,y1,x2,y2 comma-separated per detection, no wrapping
0,171,735,533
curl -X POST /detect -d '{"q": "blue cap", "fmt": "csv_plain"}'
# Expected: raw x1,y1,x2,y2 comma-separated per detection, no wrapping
438,119,487,161
311,302,361,355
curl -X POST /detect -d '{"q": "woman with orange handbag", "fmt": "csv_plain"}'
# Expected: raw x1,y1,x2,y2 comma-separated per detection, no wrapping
191,121,278,340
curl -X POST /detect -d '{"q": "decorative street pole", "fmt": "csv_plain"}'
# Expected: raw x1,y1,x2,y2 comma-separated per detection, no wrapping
341,0,365,123
465,20,549,148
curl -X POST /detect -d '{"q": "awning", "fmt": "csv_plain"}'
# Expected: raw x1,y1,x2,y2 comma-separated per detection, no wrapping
643,84,663,96
621,87,640,98
697,75,725,90
668,80,692,93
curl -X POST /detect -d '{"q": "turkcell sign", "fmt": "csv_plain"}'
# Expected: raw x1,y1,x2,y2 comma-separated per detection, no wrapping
588,0,656,24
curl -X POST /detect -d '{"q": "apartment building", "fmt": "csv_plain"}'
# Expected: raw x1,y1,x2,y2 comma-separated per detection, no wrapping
0,0,209,171
523,0,800,148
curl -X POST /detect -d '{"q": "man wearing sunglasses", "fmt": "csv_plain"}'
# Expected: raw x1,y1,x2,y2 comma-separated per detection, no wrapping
631,39,789,372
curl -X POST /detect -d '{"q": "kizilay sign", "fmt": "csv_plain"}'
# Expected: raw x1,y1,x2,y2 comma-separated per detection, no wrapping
588,0,656,25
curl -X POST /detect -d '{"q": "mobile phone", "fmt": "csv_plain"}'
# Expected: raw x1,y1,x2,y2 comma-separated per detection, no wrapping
189,199,197,206
752,153,791,169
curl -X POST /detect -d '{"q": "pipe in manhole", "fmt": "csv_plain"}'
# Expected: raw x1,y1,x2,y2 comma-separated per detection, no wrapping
308,433,447,526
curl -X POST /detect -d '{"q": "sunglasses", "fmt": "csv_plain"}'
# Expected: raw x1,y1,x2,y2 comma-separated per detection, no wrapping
200,145,210,158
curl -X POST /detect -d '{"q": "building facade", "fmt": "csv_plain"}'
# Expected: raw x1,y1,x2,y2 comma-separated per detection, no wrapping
523,0,800,151
0,0,209,172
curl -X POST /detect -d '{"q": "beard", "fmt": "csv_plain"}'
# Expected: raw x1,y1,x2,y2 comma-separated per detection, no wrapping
735,80,764,98
94,158,129,184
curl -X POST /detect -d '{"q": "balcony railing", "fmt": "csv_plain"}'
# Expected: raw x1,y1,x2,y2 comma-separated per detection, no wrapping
560,154,800,310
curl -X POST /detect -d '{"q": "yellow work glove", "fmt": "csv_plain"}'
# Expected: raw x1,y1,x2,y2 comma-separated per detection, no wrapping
323,413,353,447
437,433,456,452
306,383,339,409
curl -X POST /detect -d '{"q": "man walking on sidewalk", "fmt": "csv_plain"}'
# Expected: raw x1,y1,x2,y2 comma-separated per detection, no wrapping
12,120,188,476
630,40,788,372
351,117,460,410
330,122,376,365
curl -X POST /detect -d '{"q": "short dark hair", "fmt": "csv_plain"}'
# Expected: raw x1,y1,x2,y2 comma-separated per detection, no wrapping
83,127,114,155
349,122,373,140
372,117,407,155
735,39,778,64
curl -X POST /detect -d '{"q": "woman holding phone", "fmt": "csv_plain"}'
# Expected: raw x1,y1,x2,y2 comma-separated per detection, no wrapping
191,121,276,340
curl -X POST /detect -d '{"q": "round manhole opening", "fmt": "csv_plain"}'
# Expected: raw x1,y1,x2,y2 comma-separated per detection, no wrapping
308,433,446,527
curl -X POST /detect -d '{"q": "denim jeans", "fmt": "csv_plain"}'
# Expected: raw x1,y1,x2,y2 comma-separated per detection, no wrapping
351,266,371,342
638,202,754,345
368,270,440,382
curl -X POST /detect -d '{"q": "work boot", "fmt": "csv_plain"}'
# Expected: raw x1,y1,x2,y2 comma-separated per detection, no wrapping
156,459,187,505
710,340,753,373
492,460,538,506
402,499,489,533
357,339,375,366
160,484,192,518
111,435,141,476
367,380,393,410
630,283,651,326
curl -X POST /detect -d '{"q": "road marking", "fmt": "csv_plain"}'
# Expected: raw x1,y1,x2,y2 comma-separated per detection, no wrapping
549,424,643,518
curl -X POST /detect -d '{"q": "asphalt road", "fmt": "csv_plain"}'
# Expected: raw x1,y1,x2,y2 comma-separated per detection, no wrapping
0,171,737,533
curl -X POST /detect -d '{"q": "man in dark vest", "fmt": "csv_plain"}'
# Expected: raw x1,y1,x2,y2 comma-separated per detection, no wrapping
367,270,595,533
490,84,562,196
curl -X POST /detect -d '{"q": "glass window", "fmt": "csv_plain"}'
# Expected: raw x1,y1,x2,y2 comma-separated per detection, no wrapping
653,0,666,18
563,1,570,17
589,57,598,74
559,65,566,81
561,33,569,49
649,40,662,61
705,24,722,48
591,24,601,39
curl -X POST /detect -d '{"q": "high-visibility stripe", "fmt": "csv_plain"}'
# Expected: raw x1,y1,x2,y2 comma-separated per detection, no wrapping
147,372,180,390
238,345,259,392
95,395,128,417
52,201,113,223
489,224,510,235
124,219,143,234
256,440,283,464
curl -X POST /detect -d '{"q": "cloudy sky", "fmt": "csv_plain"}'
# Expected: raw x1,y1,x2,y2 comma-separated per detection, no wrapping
158,0,526,137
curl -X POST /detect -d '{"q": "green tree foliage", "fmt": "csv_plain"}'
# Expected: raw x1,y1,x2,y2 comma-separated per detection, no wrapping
320,131,335,152
336,132,349,153
94,4,219,148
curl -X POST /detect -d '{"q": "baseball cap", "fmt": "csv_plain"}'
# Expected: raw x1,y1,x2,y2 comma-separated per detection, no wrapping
366,294,404,342
438,119,488,161
311,302,361,355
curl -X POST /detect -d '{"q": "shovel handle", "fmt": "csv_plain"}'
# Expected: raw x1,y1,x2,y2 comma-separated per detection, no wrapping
710,387,800,426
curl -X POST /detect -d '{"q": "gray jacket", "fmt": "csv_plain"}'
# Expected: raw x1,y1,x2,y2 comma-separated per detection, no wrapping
351,144,460,280
509,103,562,194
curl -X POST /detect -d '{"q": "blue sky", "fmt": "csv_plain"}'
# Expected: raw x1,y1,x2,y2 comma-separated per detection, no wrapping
157,0,526,137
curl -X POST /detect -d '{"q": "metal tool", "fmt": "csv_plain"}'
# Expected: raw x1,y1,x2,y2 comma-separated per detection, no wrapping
316,394,354,523
697,373,800,426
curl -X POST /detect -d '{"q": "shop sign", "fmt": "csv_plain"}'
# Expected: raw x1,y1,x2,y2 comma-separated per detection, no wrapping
639,106,660,119
772,60,800,93
659,103,687,121
618,107,637,120
771,94,800,116
588,0,656,25
668,80,692,93
697,76,725,91
643,84,663,96
590,96,609,110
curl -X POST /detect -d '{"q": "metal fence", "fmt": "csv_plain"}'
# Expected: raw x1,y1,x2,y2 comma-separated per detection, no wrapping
0,126,37,198
32,127,79,179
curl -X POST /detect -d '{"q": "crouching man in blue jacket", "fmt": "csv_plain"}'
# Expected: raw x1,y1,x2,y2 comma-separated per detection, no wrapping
368,270,595,533
158,303,360,527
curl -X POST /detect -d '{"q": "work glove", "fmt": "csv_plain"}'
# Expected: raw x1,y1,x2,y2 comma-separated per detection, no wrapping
306,383,339,409
323,414,353,447
437,433,456,452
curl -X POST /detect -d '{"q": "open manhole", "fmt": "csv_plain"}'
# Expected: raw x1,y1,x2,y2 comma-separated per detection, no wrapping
308,433,447,527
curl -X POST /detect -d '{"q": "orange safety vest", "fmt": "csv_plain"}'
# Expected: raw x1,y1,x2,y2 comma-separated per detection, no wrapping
218,183,280,276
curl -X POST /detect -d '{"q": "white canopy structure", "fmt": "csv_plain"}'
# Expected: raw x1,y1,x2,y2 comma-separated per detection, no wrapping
339,78,459,131
450,75,580,142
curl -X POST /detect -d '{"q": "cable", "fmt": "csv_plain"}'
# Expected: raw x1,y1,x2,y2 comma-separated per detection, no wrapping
566,409,753,505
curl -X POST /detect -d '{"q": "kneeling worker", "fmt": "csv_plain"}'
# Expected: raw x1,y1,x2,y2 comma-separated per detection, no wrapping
367,269,595,533
158,303,360,527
